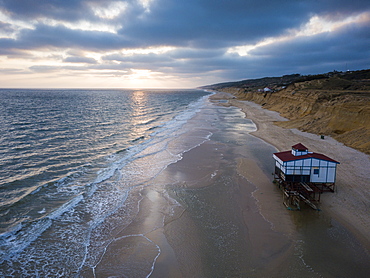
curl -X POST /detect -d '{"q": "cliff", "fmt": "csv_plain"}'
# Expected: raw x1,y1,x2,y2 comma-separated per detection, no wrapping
203,69,370,154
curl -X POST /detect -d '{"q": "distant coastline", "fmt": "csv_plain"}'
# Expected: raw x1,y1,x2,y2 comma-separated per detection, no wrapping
203,69,370,155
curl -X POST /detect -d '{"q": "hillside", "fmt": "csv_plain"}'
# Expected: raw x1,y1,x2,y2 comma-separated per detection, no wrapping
202,69,370,154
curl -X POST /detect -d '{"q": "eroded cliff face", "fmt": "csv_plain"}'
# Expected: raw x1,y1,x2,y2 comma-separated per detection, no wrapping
219,80,370,154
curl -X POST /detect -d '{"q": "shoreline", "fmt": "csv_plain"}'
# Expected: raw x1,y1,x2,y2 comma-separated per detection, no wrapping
156,136,296,277
150,99,300,277
93,93,369,277
210,91,370,249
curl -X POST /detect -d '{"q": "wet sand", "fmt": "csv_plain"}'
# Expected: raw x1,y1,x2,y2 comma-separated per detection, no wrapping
150,139,294,277
94,99,298,277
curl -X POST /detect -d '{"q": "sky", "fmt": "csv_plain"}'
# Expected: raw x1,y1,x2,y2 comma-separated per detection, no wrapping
0,0,369,88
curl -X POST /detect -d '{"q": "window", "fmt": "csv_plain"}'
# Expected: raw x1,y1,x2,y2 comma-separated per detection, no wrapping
313,168,319,175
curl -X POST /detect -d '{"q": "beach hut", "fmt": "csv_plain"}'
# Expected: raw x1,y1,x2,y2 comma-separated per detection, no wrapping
273,143,339,209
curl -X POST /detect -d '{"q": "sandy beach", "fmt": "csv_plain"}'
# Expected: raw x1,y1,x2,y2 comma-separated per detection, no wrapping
91,92,369,277
211,91,370,248
149,133,295,277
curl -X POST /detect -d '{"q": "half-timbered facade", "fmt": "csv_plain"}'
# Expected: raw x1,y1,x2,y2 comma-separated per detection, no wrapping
273,143,339,184
273,143,340,209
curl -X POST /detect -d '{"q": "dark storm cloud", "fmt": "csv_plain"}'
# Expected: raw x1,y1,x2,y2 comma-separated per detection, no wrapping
1,0,367,23
118,0,370,48
249,22,370,67
118,0,309,48
0,0,368,51
4,23,134,51
93,15,370,81
219,25,370,80
0,0,146,24
0,0,89,21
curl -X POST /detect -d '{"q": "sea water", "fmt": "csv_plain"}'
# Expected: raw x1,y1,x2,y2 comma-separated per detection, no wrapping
0,89,210,276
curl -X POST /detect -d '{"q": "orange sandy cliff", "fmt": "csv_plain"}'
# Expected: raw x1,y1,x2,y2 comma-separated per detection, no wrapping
203,69,370,154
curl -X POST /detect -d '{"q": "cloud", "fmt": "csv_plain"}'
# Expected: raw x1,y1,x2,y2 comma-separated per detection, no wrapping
16,23,135,51
0,67,27,74
0,0,89,21
117,0,370,49
0,0,369,88
29,65,62,73
2,0,369,51
0,0,148,26
63,56,97,64
118,0,310,48
102,52,172,64
249,20,370,65
0,20,14,34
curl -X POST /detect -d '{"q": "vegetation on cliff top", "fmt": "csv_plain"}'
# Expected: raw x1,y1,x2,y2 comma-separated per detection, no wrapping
202,69,370,154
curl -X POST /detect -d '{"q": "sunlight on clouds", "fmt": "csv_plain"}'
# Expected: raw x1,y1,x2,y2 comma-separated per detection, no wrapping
2,49,91,70
139,0,154,12
227,37,282,57
99,47,175,64
90,1,128,19
82,51,103,62
0,66,194,89
0,9,119,36
87,69,129,76
293,12,370,37
228,11,370,56
120,46,176,56
40,18,119,33
1,55,51,69
129,69,156,80
0,11,35,39
62,20,119,33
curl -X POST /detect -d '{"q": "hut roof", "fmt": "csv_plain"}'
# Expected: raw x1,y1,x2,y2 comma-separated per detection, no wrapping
273,150,339,164
292,143,308,151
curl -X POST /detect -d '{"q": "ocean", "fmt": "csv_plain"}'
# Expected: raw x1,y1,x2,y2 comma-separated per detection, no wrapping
0,89,211,276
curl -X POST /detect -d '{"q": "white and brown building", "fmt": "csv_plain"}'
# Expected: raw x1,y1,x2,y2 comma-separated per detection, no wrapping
273,143,339,205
